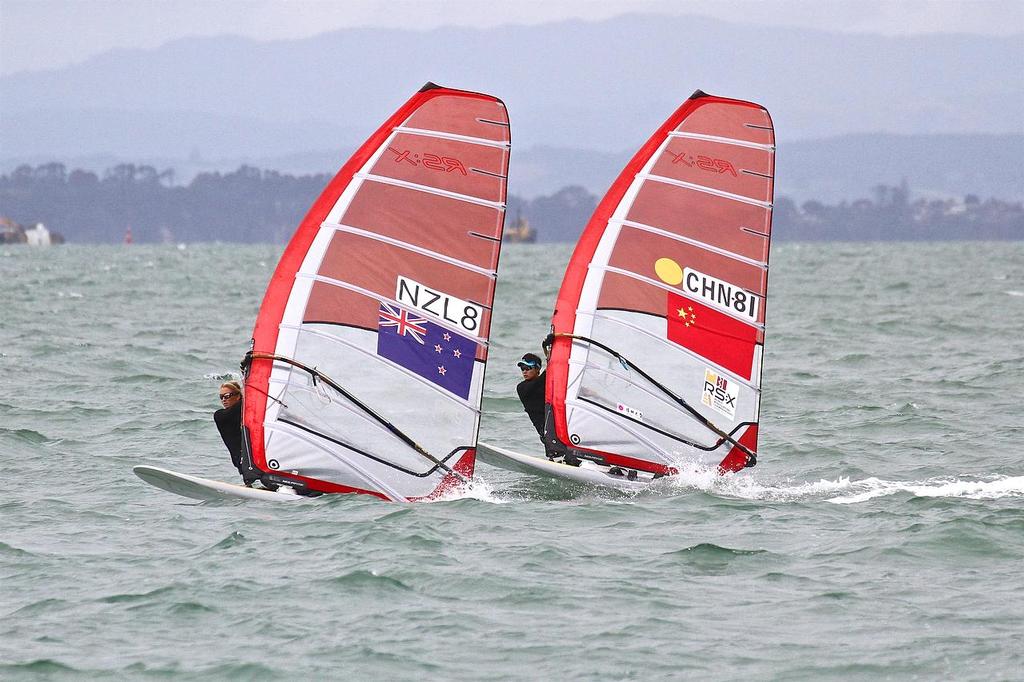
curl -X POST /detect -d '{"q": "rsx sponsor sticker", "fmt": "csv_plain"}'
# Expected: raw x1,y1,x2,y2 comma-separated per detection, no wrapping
683,267,760,321
396,275,483,334
701,369,738,419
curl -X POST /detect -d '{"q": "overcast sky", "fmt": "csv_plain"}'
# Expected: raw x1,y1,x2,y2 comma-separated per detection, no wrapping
2,0,1022,76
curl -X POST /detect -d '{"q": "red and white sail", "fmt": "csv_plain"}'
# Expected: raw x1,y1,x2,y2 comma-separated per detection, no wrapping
242,84,510,501
547,90,774,475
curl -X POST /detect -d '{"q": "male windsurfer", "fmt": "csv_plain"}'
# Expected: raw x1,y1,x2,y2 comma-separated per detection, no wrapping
515,353,546,440
526,336,581,466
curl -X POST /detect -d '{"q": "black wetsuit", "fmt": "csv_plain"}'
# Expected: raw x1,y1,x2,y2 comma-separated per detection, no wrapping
516,371,546,439
214,401,246,478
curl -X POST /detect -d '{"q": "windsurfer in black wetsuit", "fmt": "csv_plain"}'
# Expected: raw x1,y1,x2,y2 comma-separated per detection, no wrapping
213,381,258,486
523,335,580,466
516,353,546,441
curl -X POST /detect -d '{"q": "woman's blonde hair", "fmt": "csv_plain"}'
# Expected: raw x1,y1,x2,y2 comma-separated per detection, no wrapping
220,380,242,395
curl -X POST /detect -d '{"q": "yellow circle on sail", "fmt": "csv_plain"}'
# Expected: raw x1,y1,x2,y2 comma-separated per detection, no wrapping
654,258,683,285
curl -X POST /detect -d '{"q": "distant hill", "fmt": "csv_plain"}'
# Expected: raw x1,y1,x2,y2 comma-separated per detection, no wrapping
781,133,1024,203
4,13,1020,203
2,13,1020,164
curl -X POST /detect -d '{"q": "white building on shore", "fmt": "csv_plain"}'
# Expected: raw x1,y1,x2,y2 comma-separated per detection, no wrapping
24,222,53,246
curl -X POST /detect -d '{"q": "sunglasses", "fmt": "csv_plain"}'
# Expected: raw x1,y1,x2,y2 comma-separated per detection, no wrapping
517,363,539,370
219,392,239,400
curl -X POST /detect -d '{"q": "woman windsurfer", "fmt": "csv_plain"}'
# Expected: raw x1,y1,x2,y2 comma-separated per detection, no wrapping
213,381,255,485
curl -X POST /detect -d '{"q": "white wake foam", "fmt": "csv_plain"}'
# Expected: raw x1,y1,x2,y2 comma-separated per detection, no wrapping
474,451,1024,506
653,463,1024,505
656,463,858,502
826,475,1024,504
427,476,516,505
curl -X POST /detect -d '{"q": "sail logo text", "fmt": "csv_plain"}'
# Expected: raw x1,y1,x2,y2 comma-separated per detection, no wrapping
668,149,737,177
395,276,482,334
386,147,468,175
682,267,759,320
616,403,643,421
701,369,738,419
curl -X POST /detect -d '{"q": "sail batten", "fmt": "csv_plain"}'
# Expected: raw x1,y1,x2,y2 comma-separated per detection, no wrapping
610,219,769,267
244,86,510,500
393,125,512,148
642,174,774,207
546,91,774,475
667,131,776,150
323,223,500,277
353,173,506,208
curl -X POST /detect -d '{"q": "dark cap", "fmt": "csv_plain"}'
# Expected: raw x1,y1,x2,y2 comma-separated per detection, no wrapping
517,353,542,370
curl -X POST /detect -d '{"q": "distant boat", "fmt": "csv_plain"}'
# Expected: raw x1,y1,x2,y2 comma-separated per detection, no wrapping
239,83,512,501
503,214,536,243
482,90,775,486
24,223,53,246
0,218,64,245
1,216,26,244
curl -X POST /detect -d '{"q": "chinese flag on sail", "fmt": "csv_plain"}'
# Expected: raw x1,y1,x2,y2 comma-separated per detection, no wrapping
666,292,758,380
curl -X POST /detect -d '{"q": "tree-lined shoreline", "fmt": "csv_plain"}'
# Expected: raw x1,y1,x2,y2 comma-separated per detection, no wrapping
2,163,1021,244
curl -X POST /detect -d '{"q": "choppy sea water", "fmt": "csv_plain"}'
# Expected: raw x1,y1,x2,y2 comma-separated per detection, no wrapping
1,241,1022,680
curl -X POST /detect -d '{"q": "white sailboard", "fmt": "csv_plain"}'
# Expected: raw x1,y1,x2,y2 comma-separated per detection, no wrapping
237,83,511,502
477,442,654,490
519,90,776,488
133,466,309,502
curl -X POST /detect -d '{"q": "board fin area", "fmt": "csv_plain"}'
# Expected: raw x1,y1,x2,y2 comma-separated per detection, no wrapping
133,465,310,502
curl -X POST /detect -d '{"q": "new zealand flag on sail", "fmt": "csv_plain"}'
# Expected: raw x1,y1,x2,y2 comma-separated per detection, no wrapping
376,302,477,400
